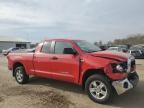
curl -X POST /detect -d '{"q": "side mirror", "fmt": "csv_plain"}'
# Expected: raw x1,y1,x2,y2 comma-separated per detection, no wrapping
63,48,77,55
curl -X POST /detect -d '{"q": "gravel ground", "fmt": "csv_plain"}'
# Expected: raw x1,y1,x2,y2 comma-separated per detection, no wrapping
0,56,144,108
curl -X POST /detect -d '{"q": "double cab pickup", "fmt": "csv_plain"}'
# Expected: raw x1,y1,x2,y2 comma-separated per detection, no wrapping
7,39,139,103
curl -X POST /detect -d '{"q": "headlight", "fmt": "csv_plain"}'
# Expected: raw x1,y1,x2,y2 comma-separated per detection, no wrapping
111,64,124,73
116,65,123,72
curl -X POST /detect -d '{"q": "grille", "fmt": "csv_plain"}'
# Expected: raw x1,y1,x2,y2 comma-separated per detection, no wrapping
131,60,136,68
122,59,136,73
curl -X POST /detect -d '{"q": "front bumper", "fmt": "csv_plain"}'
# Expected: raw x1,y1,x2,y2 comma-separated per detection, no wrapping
112,72,139,95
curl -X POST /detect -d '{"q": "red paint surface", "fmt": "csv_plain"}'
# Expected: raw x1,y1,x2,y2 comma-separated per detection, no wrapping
7,39,129,86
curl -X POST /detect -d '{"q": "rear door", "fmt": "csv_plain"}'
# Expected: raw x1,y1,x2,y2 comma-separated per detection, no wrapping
33,41,54,78
50,41,80,83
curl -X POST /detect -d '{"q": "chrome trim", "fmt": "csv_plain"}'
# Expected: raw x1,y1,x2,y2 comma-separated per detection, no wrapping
112,78,133,95
127,58,131,73
127,55,135,73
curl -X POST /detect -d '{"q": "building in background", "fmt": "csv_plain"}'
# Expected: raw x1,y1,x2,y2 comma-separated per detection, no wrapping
0,36,31,52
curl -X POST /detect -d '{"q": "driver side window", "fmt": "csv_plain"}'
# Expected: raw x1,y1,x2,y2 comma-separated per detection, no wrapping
54,42,73,54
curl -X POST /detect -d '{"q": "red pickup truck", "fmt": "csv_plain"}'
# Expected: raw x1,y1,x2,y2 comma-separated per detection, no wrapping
7,39,139,103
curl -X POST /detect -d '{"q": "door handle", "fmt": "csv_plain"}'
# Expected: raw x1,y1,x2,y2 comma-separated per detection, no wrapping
51,56,58,60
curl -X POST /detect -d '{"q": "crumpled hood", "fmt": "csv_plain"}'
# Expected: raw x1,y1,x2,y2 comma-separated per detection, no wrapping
90,51,130,62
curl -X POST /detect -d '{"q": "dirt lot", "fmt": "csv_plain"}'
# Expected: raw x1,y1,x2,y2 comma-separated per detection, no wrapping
0,55,144,108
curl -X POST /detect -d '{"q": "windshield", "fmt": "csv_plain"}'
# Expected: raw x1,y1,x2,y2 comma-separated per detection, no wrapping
74,40,101,53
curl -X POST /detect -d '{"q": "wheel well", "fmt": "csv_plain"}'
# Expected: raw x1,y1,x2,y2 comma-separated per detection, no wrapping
13,62,23,76
82,69,109,89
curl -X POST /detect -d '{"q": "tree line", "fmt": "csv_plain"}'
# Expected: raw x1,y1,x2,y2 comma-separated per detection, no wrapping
113,34,144,45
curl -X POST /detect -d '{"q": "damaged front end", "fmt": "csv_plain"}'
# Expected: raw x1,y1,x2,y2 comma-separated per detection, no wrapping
111,56,139,95
112,72,139,95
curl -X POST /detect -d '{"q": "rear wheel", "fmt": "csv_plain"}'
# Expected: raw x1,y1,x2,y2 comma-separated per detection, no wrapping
85,74,113,103
14,66,29,84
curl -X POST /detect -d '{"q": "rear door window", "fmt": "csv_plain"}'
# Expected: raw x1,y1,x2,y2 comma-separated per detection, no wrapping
41,41,52,53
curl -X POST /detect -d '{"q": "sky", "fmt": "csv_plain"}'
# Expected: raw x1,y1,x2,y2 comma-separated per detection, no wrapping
0,0,144,43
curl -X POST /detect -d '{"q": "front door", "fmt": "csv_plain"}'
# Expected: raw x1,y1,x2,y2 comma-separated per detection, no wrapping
50,41,80,83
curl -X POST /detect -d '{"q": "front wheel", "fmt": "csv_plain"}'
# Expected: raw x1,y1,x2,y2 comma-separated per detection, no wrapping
85,74,113,103
14,66,29,84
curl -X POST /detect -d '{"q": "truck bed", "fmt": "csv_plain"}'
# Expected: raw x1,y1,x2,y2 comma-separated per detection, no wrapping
12,48,35,53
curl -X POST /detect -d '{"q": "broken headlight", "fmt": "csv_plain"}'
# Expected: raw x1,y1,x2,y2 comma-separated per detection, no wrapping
111,63,125,73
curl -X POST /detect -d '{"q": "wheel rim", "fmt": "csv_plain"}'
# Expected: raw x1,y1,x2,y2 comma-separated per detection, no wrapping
89,80,108,100
16,68,23,82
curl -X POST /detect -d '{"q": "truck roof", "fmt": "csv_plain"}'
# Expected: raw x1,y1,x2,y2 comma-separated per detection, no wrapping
44,38,81,42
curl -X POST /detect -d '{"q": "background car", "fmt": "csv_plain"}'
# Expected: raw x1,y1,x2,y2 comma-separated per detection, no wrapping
107,46,127,52
129,46,144,59
2,47,20,56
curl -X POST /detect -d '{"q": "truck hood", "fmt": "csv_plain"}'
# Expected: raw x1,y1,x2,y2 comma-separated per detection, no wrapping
90,51,129,62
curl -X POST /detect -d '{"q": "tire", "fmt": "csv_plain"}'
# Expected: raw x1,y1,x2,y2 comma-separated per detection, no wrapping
85,74,113,104
14,66,29,84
